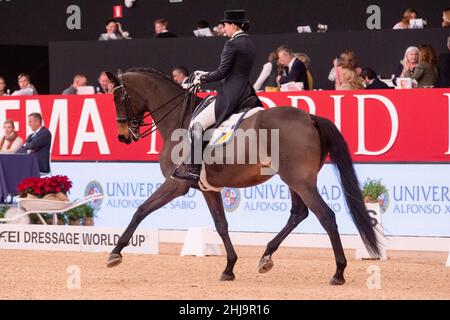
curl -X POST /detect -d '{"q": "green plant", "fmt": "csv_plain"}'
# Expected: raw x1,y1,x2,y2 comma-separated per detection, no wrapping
0,206,9,219
362,178,388,203
64,204,95,225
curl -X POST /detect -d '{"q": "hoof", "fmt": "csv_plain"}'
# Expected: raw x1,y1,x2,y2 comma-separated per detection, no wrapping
107,253,123,268
220,273,235,282
329,276,346,286
258,256,274,274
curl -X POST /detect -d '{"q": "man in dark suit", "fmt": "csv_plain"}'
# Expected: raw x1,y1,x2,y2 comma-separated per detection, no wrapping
18,113,52,174
276,46,309,90
361,68,390,89
435,37,450,88
154,19,177,38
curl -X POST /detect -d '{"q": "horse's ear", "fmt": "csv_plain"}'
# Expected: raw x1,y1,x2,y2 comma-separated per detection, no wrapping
105,71,121,87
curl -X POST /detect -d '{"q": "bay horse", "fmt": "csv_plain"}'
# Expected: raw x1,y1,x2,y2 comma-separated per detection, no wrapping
105,68,380,285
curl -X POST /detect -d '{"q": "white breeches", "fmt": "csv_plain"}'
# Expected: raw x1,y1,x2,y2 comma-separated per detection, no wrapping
190,101,216,131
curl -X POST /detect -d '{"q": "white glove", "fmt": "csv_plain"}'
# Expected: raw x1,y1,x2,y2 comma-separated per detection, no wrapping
192,70,208,85
193,74,202,85
193,70,208,76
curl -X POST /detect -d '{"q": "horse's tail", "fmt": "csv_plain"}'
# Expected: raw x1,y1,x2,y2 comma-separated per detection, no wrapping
312,115,381,257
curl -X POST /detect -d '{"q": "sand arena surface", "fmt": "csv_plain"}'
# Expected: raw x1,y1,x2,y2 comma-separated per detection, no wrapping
0,243,449,300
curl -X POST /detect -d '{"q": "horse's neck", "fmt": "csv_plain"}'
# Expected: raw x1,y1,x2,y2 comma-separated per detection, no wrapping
143,82,194,141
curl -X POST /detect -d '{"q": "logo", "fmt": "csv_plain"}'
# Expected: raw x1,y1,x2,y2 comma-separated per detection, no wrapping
378,190,390,214
85,181,104,212
221,188,241,212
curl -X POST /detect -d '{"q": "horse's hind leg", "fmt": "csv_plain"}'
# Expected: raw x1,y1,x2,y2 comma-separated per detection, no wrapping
202,191,238,281
259,190,309,274
289,179,347,285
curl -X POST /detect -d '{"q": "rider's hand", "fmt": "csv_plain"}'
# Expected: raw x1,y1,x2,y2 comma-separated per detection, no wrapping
193,74,203,85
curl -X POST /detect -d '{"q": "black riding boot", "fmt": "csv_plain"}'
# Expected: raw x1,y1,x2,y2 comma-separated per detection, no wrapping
171,122,203,183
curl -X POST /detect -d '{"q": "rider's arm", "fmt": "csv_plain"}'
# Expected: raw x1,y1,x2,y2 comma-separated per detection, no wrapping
202,40,236,83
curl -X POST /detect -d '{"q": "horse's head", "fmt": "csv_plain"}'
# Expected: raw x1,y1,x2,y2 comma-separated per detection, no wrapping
106,71,145,144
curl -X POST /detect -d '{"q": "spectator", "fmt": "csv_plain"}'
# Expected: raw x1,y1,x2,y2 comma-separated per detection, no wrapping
99,18,130,41
361,68,390,89
194,20,213,37
213,22,226,36
172,66,190,88
329,51,363,90
295,53,314,90
436,36,450,88
0,76,7,96
0,120,23,153
62,74,88,95
442,8,450,28
393,46,419,86
253,51,279,91
96,72,113,94
393,8,418,29
276,46,309,90
11,73,38,96
17,113,52,174
154,19,177,38
401,44,438,88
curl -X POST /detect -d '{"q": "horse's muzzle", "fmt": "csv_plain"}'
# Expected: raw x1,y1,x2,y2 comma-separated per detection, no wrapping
118,135,132,145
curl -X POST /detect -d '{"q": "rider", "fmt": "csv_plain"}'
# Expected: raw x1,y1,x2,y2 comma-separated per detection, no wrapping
171,9,262,183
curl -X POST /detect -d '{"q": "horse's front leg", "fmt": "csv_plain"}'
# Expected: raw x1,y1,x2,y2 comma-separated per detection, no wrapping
107,180,189,268
202,191,238,281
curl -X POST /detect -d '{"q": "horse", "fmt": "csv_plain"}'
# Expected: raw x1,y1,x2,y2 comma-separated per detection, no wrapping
105,68,381,285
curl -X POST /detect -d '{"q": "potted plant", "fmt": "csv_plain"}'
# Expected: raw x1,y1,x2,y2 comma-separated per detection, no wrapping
17,175,73,201
362,178,387,204
0,206,9,221
65,204,95,226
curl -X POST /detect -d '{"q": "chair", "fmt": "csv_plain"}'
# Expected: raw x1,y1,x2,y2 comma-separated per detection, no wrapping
0,193,103,225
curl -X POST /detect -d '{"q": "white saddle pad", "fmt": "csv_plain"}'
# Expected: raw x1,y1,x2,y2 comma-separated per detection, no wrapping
208,107,264,147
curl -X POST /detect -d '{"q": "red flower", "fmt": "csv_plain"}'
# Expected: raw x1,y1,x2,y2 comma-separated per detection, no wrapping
17,175,73,198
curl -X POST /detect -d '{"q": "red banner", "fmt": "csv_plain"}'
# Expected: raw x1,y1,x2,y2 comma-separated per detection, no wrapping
0,89,449,162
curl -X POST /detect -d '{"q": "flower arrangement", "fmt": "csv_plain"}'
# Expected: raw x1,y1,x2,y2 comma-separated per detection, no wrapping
17,175,73,201
362,178,387,204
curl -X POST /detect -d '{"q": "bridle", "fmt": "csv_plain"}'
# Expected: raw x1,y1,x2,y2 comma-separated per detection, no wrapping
112,79,199,141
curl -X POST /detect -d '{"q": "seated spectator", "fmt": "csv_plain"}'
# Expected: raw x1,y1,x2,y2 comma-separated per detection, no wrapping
0,119,23,153
96,71,113,94
276,46,309,90
11,73,38,96
436,36,450,88
401,44,437,88
213,22,226,37
194,20,213,37
329,51,363,90
295,53,314,90
393,46,419,86
0,76,7,96
154,19,177,38
62,74,88,95
361,68,390,89
442,8,450,28
253,51,279,91
99,18,130,41
172,66,190,88
17,113,52,174
393,8,418,29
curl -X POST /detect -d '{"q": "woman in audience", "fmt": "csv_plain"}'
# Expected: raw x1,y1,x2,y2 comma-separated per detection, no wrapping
295,53,314,90
99,18,130,41
393,46,419,86
442,8,450,28
393,8,418,29
253,51,279,91
0,120,23,153
329,51,363,90
400,44,437,88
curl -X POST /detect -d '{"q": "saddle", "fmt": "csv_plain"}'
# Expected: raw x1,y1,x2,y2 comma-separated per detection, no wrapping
190,95,264,147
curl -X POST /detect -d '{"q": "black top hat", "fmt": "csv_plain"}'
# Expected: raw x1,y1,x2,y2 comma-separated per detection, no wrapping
220,10,250,25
